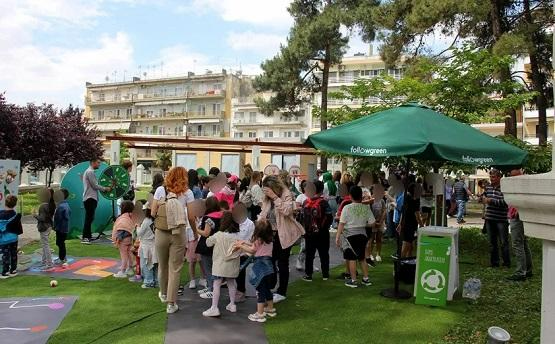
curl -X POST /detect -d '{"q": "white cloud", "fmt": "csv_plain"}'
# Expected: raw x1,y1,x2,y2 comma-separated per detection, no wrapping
227,31,285,56
0,0,135,107
178,0,293,29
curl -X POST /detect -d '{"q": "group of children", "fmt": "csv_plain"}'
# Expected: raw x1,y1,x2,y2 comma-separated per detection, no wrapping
0,189,71,279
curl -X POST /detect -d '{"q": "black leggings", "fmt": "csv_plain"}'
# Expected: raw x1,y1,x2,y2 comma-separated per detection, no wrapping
271,232,292,296
305,230,330,278
83,198,97,239
1,241,18,274
237,256,248,293
56,232,67,261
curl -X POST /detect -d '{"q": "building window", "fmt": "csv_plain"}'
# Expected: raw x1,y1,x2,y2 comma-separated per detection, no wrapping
248,132,256,138
235,112,244,121
126,108,132,118
234,132,244,138
197,125,202,136
263,131,273,138
283,131,292,138
212,124,219,135
116,109,120,118
388,68,403,79
146,110,154,117
97,110,104,120
212,103,221,115
249,112,256,123
99,93,105,101
145,126,150,134
145,149,151,156
161,108,166,117
198,104,206,116
152,125,158,134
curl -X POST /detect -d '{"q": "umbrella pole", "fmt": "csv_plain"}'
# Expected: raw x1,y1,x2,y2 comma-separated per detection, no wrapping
381,157,412,299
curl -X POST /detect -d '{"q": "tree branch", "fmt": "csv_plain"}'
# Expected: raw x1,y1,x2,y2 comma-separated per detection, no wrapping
433,32,460,58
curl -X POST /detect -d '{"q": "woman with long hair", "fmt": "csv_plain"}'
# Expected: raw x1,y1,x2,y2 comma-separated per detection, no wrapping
259,175,304,304
151,166,196,314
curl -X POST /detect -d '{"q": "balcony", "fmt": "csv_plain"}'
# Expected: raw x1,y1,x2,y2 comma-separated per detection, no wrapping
233,116,306,126
132,110,225,121
86,89,226,105
86,94,134,105
187,130,223,137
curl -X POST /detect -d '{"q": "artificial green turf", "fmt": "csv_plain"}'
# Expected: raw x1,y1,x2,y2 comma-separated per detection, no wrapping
6,227,541,344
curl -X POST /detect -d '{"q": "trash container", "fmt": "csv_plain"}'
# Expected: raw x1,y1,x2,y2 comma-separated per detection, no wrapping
414,226,459,307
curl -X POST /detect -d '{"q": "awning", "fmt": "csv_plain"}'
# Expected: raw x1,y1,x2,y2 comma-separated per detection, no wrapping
92,122,132,132
188,119,221,124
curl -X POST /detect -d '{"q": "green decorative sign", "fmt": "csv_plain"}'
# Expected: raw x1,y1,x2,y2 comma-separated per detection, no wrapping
98,165,130,200
415,235,452,307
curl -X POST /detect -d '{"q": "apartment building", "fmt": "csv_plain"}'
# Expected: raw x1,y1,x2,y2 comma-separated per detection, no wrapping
85,70,240,167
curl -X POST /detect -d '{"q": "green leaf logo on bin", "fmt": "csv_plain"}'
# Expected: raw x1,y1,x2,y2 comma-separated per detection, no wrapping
415,235,452,307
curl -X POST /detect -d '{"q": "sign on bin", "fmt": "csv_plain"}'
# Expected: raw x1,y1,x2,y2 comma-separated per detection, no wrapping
415,235,452,307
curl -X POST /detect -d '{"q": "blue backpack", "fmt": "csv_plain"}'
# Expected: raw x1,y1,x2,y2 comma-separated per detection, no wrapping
0,215,18,245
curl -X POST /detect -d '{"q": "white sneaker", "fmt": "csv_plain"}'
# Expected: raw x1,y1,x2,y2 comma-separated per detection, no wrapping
113,271,127,278
248,312,266,323
199,291,213,299
197,287,209,294
166,303,179,314
226,303,237,313
189,280,197,289
273,293,286,304
375,255,382,262
158,291,167,303
198,278,207,288
202,306,220,317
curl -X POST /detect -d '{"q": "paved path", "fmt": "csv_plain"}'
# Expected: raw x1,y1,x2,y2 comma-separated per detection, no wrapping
165,236,345,344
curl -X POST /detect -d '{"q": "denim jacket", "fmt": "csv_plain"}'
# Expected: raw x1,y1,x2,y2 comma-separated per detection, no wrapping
54,201,71,234
249,256,274,288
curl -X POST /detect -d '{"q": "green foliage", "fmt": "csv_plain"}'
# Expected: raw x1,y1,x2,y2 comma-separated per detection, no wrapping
119,144,130,164
154,149,172,172
320,45,534,127
497,135,553,174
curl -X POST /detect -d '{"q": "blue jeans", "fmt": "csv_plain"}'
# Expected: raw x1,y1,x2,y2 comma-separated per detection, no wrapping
456,200,466,223
200,254,213,291
141,257,158,287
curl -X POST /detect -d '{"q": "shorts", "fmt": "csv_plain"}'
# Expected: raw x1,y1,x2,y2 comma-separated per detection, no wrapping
421,207,432,214
402,225,417,243
185,240,201,263
343,234,368,261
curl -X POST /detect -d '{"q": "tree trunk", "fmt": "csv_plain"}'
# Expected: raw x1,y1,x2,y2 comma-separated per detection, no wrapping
490,0,518,137
320,43,331,171
524,0,548,145
48,168,54,187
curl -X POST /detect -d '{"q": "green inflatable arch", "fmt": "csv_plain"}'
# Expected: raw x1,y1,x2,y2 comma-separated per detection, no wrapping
60,162,118,239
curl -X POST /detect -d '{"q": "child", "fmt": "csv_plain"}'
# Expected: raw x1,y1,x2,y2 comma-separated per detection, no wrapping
53,189,71,267
0,195,23,278
202,211,242,317
336,186,375,288
195,197,222,299
112,201,137,278
215,174,238,210
235,219,275,323
186,214,206,290
233,202,255,302
302,180,333,282
35,188,55,270
137,206,158,288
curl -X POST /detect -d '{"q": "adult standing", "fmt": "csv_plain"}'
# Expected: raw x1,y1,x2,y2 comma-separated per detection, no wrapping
259,176,304,304
480,168,510,268
188,169,203,200
81,158,111,244
151,166,197,314
240,164,253,193
396,183,424,258
507,168,532,281
453,177,471,224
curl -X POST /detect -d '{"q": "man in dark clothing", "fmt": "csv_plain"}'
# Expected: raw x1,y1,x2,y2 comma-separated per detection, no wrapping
302,180,333,282
480,168,510,268
0,195,23,278
453,177,471,224
81,158,111,244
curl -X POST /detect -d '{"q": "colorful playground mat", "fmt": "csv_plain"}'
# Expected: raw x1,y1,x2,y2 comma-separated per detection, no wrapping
21,256,120,280
0,296,77,344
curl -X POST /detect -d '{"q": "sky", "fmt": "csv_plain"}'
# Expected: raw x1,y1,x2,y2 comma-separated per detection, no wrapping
0,0,379,108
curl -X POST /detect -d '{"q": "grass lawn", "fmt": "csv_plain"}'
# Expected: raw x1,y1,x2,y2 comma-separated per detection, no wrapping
4,228,541,344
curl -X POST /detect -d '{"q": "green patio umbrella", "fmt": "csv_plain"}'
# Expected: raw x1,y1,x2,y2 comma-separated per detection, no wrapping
305,103,527,166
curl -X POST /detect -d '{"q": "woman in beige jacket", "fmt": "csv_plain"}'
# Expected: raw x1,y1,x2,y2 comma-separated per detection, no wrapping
258,176,304,304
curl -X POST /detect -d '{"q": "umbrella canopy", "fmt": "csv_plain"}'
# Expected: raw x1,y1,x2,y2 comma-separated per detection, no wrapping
305,103,527,166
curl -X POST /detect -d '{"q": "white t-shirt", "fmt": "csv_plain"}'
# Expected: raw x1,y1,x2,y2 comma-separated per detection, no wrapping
296,193,308,206
154,186,195,234
339,203,375,237
238,218,255,242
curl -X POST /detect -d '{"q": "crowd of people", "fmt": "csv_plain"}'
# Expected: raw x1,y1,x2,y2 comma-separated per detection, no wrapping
0,159,534,324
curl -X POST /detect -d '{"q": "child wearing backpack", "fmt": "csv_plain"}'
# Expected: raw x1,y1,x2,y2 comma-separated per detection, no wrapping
234,219,275,323
195,196,223,299
137,206,158,288
0,195,23,279
112,201,138,278
35,188,55,270
301,180,333,282
202,211,242,317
